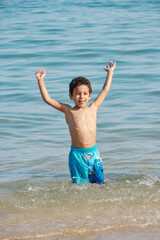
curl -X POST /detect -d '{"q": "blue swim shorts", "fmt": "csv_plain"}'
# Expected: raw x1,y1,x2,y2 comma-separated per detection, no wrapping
68,145,104,184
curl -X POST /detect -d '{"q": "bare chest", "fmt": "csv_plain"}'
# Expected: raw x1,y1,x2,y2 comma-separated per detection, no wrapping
66,108,97,130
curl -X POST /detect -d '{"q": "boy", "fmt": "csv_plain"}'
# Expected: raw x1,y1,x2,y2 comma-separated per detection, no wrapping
35,61,116,184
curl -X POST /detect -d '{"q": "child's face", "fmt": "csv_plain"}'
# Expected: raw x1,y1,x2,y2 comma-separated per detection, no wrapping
69,85,92,108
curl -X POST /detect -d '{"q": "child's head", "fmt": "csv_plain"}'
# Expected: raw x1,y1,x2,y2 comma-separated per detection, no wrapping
69,77,92,96
69,77,92,108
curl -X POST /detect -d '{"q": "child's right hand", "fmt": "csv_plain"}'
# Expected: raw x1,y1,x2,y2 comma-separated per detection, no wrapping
35,69,46,81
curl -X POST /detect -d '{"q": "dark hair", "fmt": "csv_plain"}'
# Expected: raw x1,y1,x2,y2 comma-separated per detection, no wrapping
69,76,92,96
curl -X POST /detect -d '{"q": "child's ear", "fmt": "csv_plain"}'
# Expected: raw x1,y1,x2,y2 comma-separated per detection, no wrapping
89,93,92,100
69,93,73,100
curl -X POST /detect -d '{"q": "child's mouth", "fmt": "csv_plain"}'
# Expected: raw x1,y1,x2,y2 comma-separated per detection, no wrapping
79,101,85,104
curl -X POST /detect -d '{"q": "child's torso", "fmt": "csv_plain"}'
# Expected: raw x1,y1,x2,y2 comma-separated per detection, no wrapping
65,106,97,148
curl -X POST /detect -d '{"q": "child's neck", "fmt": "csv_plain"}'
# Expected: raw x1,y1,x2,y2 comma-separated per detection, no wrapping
74,105,88,110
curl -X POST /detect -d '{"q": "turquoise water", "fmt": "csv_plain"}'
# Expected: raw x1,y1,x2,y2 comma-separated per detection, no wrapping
0,0,160,239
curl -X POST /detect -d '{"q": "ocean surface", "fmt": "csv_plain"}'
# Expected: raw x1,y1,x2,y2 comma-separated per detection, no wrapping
0,0,160,239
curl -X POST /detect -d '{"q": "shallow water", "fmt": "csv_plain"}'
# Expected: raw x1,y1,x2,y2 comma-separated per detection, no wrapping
0,175,160,239
0,0,160,239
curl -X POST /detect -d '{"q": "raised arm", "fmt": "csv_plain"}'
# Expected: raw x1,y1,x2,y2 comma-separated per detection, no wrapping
91,61,116,109
35,69,70,113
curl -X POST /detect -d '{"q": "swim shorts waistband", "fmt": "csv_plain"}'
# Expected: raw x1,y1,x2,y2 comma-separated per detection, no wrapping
71,145,98,153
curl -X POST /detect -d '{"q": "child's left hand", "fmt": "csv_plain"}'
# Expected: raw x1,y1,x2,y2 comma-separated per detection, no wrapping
104,61,116,72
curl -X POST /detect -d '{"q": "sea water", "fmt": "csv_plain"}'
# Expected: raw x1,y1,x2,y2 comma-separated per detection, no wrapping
0,0,160,239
